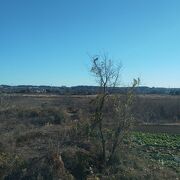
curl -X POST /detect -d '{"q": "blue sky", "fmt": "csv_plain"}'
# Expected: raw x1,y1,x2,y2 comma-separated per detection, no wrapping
0,0,180,87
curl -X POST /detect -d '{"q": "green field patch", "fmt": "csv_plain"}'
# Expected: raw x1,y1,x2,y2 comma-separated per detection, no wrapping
132,132,180,173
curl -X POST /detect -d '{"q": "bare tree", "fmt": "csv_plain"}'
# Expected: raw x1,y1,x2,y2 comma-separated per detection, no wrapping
90,54,139,166
91,54,121,93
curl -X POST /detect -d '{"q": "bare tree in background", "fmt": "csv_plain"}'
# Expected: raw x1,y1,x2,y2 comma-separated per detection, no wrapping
90,54,140,166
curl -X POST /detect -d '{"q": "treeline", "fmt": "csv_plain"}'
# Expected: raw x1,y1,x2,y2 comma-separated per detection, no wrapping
0,85,180,95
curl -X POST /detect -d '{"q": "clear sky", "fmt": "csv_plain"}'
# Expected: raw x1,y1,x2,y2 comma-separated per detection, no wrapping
0,0,180,87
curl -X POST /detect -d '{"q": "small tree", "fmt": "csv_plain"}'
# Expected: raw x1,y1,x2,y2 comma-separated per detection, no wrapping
90,54,139,166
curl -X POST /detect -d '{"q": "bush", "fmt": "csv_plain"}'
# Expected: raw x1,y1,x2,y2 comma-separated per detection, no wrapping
17,108,66,126
3,153,74,180
62,148,93,180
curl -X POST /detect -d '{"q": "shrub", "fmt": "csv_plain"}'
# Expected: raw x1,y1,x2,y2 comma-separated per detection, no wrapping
62,148,93,179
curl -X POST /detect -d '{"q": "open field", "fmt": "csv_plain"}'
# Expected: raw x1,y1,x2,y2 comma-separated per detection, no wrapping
0,94,179,179
135,124,180,134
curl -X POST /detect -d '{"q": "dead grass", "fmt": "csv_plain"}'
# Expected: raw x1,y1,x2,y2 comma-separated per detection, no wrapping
0,94,179,179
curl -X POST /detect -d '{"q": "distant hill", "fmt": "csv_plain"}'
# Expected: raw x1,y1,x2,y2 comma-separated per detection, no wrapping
0,85,180,95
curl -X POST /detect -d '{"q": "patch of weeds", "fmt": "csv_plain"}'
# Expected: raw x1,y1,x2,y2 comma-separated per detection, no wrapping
62,148,94,180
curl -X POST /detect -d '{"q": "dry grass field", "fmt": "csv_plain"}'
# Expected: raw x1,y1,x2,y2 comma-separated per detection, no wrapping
0,94,179,179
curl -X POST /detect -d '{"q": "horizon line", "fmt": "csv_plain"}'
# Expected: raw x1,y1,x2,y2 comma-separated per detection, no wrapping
0,84,180,89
